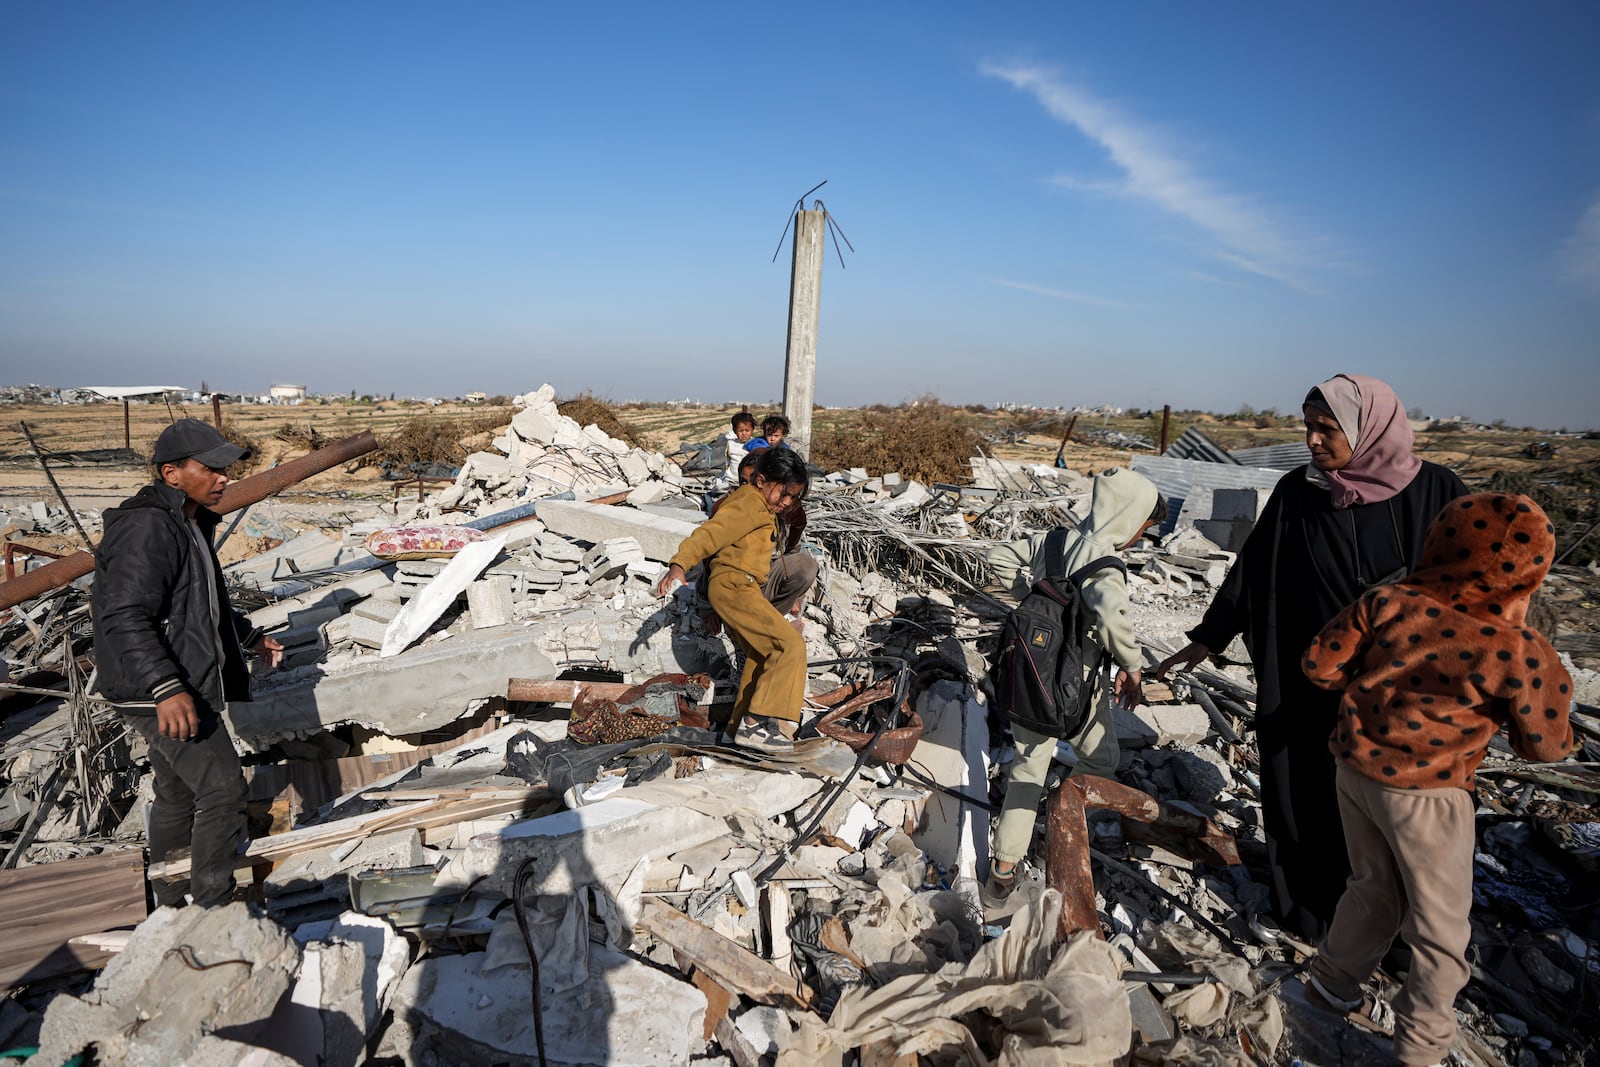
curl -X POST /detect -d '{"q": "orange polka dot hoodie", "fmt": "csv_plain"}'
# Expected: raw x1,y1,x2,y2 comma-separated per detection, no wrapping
1303,493,1575,791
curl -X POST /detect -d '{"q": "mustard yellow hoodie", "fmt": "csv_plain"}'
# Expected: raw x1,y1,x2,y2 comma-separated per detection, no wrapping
669,485,778,583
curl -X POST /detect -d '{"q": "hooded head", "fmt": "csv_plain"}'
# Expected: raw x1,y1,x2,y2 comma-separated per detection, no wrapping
1303,373,1421,508
1082,467,1161,549
1408,493,1555,622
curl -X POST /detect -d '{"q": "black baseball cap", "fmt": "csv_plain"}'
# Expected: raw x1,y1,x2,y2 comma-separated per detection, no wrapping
153,419,250,468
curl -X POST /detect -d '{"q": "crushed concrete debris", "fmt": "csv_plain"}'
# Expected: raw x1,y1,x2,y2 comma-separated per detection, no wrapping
3,388,1597,1066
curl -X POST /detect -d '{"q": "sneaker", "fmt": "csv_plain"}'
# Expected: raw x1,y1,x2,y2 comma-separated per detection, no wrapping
981,860,1017,911
734,716,795,754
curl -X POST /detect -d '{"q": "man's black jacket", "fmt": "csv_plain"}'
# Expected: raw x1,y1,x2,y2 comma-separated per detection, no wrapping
92,481,257,715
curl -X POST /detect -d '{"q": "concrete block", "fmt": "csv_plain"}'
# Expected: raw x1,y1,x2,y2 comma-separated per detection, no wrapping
619,451,653,485
1114,703,1210,747
626,480,671,505
35,903,300,1066
466,577,514,629
393,946,705,1067
264,913,410,1067
265,829,425,899
882,472,902,487
352,596,404,624
345,615,389,649
883,480,929,511
1193,518,1251,554
535,499,701,563
1210,487,1272,523
511,405,560,445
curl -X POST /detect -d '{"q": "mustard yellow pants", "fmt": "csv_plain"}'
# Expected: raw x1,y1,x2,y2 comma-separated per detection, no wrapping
709,569,807,722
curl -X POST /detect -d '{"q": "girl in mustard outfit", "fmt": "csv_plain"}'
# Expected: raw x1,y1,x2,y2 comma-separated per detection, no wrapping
655,448,811,752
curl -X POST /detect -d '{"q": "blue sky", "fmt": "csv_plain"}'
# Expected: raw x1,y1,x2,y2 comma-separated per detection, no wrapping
3,3,1597,428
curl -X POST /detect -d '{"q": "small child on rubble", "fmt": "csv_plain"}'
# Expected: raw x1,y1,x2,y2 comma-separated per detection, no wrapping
655,447,812,755
1300,492,1575,1067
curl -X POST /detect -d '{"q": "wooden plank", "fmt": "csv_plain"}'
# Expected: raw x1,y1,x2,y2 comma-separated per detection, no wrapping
245,718,502,817
639,896,813,1011
149,787,554,879
0,847,147,989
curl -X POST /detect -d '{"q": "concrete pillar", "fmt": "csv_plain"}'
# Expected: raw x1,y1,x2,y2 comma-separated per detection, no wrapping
782,209,825,457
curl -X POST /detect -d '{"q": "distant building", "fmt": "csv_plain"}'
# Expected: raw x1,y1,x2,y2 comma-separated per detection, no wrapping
270,383,307,405
464,391,488,404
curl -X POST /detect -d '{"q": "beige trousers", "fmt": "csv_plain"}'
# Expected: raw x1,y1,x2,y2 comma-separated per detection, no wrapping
992,680,1120,865
1309,764,1474,1065
709,570,807,723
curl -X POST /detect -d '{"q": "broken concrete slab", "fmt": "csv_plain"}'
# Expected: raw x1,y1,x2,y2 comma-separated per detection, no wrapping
34,903,301,1067
450,768,823,897
1114,703,1211,748
265,828,426,900
392,945,706,1067
910,680,991,881
258,912,411,1067
231,626,556,750
535,498,701,564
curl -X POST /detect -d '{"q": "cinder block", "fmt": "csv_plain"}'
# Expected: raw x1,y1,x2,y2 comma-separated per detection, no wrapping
1193,519,1251,554
1210,488,1272,523
466,576,514,629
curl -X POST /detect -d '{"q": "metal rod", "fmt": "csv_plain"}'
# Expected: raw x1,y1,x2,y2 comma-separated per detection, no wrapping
1159,405,1172,455
18,420,94,551
212,394,223,428
0,429,378,610
123,400,131,450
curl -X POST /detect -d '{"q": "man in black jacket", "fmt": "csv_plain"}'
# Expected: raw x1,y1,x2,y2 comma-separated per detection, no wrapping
93,419,282,907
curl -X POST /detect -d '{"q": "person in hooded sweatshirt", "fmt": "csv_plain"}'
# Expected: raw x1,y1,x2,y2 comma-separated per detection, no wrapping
92,419,283,908
1300,493,1574,1067
982,466,1165,910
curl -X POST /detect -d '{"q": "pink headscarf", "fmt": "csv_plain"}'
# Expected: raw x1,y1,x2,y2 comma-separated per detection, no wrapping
1304,374,1421,508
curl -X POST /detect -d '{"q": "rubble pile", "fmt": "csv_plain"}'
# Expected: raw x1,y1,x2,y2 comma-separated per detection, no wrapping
1,393,1598,1066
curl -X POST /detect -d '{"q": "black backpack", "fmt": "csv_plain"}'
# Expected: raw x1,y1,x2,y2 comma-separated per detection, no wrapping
988,527,1125,738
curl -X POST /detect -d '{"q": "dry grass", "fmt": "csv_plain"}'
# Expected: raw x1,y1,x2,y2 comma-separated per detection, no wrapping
558,392,641,448
361,407,514,471
809,396,983,484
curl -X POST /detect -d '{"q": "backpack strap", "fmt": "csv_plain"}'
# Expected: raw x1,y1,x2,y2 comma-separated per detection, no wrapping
1040,527,1071,580
1066,555,1127,587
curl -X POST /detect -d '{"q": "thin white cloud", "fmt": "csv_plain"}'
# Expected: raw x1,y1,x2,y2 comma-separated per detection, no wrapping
991,278,1142,309
1560,192,1600,295
1186,270,1252,290
980,61,1338,294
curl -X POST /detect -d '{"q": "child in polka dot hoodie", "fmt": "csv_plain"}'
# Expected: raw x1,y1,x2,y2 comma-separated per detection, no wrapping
1300,492,1574,1066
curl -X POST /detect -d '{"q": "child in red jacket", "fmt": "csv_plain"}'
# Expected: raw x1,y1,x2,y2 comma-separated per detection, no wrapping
1301,492,1575,1067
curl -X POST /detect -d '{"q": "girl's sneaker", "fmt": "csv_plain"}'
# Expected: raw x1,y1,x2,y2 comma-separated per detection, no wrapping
735,716,794,754
981,860,1017,911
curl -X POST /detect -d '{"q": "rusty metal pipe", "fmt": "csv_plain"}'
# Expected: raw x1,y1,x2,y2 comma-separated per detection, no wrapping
507,679,633,705
0,430,378,611
1046,776,1098,941
1046,774,1242,942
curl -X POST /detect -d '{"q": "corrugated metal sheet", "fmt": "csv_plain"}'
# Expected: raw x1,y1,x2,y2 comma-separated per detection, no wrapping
1164,427,1238,464
1230,442,1312,468
1130,455,1291,533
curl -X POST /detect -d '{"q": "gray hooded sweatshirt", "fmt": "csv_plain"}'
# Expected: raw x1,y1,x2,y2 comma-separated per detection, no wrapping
986,467,1159,673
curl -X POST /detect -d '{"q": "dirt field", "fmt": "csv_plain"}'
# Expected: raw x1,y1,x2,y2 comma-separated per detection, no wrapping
3,395,1597,644
3,397,1595,506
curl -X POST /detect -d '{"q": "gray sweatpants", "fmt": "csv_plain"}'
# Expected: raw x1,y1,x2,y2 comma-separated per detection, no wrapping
991,678,1120,866
1309,764,1474,1065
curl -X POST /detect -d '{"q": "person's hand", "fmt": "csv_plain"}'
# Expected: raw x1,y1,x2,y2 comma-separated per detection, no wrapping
156,691,200,741
654,564,687,598
1114,668,1144,709
1152,641,1211,680
250,634,284,669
